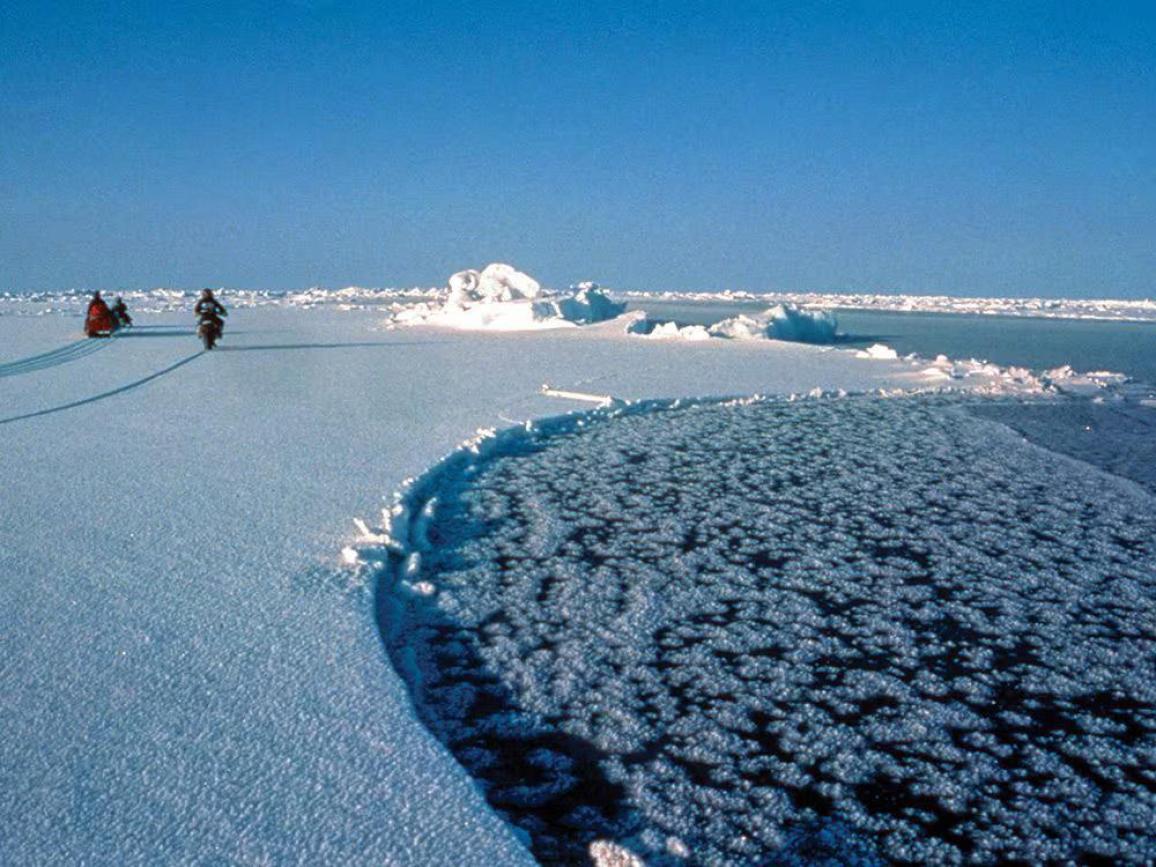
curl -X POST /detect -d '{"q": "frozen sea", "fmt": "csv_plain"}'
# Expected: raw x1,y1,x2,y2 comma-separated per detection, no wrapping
0,303,933,865
2,291,1155,865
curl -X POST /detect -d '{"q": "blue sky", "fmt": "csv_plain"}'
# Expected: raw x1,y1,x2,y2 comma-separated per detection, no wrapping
2,1,1153,296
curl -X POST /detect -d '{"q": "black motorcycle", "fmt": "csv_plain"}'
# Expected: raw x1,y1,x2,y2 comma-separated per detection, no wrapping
110,301,133,331
198,314,224,350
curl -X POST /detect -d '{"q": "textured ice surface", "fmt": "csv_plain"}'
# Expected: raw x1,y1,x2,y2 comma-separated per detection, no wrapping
377,396,1156,865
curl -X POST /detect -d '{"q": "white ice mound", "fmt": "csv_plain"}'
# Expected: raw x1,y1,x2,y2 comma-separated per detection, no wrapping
1040,365,1130,395
393,264,625,331
447,263,543,305
708,314,767,340
626,317,712,340
628,303,841,344
856,343,900,360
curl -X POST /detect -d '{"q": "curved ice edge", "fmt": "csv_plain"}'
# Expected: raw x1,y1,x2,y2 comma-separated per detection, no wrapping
341,386,1000,863
346,386,982,569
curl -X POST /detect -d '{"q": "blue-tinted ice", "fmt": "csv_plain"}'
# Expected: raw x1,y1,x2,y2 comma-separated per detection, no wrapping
378,396,1156,864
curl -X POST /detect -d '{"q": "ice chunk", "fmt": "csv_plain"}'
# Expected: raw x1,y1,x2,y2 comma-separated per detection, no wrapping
628,304,840,345
856,343,899,360
395,264,624,331
707,314,767,340
765,303,839,343
448,263,543,304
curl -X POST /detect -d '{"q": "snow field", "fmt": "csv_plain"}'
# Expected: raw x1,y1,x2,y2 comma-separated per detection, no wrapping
363,394,1156,865
4,298,1151,865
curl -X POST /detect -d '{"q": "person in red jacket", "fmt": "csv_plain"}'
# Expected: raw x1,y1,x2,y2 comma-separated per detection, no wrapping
84,291,115,338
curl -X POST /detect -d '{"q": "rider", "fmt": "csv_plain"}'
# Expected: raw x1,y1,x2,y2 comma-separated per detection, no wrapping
84,291,115,338
194,289,228,341
110,296,133,329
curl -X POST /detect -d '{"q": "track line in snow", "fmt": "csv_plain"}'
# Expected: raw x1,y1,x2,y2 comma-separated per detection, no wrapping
217,339,452,353
0,338,112,378
0,351,205,426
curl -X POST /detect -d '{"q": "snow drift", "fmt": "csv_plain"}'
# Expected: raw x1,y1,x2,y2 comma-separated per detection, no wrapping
393,264,626,331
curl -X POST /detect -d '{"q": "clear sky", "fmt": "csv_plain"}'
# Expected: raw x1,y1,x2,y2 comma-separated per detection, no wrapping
2,1,1153,297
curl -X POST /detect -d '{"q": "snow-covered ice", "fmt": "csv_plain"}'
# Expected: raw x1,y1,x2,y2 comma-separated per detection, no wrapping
447,263,545,304
0,302,932,864
6,285,1154,324
3,292,1154,864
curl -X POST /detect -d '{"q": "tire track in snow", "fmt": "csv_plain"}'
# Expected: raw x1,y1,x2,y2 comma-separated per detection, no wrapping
0,351,205,426
0,338,112,379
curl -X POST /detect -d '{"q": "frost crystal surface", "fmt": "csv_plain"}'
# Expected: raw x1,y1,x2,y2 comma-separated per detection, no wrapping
381,397,1156,865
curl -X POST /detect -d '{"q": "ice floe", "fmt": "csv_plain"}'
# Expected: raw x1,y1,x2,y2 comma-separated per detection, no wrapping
621,305,1135,402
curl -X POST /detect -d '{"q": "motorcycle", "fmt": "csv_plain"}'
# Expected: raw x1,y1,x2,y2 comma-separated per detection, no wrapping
110,306,133,331
197,314,224,350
